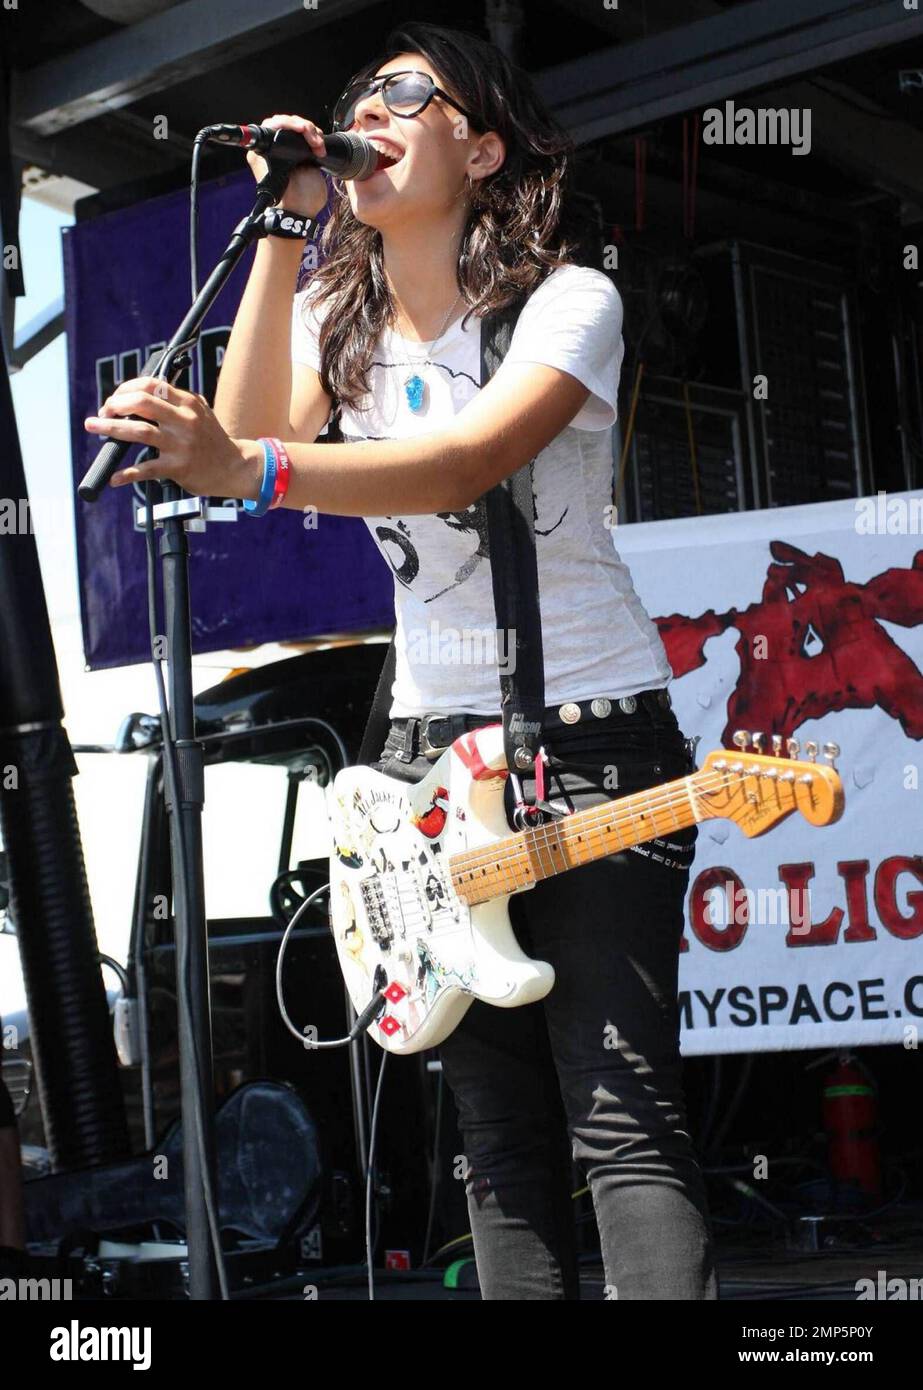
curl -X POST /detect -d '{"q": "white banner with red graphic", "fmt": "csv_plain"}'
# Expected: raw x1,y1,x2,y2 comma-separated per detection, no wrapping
615,491,923,1055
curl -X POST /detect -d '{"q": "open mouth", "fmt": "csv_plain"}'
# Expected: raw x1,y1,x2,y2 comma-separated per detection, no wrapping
370,142,404,171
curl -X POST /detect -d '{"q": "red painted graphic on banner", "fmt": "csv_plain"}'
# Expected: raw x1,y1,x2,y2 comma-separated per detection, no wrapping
657,542,923,743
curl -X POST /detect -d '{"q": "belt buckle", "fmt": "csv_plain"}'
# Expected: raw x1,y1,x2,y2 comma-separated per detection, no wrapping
421,715,451,760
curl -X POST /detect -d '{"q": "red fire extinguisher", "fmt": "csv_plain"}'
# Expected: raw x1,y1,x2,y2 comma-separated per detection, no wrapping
821,1052,881,1205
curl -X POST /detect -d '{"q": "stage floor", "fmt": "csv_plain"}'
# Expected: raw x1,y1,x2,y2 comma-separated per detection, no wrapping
253,1217,923,1300
23,1203,922,1301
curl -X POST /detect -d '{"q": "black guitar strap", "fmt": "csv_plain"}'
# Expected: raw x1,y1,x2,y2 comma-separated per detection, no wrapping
354,292,546,775
480,296,546,779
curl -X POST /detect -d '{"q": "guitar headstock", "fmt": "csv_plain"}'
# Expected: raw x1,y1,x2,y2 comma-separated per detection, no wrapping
696,730,844,837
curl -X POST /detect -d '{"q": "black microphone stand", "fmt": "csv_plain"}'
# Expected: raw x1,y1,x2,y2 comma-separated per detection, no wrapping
78,167,291,1300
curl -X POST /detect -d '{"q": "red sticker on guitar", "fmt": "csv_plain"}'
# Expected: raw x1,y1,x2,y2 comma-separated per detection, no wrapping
411,787,449,838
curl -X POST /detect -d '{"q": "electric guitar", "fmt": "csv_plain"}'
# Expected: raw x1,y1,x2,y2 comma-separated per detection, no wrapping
326,727,844,1055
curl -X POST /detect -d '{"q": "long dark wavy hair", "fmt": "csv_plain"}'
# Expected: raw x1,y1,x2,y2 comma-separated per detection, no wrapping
307,21,580,412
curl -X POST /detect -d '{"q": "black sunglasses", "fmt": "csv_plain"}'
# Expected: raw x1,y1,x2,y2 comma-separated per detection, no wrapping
331,68,481,134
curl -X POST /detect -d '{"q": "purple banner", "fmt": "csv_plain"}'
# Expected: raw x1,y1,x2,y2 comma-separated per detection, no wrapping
64,170,392,670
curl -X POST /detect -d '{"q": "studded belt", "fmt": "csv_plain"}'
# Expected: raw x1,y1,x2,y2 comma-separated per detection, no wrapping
388,687,672,761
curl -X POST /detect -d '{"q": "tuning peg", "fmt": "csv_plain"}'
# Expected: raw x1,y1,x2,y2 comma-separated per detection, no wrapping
733,730,751,752
823,741,840,767
805,740,818,762
771,734,783,757
786,737,800,759
752,731,765,753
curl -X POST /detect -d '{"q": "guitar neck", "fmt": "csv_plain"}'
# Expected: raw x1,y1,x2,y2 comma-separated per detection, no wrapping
449,772,702,906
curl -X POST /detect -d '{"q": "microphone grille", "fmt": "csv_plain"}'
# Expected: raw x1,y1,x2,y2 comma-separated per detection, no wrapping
339,131,379,181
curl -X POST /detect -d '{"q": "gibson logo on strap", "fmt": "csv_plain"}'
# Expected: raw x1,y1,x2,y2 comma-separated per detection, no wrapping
508,714,542,735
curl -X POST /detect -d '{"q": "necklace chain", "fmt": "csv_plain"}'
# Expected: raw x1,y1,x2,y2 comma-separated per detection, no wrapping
392,290,462,361
389,282,463,413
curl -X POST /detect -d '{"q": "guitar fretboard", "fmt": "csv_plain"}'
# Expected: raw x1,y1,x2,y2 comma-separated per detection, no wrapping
449,775,702,905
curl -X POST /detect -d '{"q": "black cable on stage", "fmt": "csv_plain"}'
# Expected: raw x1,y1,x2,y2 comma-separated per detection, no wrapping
273,885,389,1297
366,1053,388,1301
133,135,228,1295
421,1068,445,1267
190,135,206,303
143,481,229,1299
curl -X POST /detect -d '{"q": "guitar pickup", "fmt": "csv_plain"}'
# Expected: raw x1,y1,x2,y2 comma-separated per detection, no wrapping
360,878,393,949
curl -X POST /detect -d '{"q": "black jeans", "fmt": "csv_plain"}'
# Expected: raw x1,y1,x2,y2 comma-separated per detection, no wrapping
369,699,718,1301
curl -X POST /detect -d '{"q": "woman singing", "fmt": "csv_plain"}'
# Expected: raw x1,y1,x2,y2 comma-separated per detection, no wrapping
85,20,717,1301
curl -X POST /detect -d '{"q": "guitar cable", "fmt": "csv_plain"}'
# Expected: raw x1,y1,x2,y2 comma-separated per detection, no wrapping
421,1068,445,1267
274,882,390,1298
366,1052,388,1301
274,883,387,1046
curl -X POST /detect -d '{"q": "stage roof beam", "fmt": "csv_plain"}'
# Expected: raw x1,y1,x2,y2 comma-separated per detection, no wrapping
11,113,190,191
537,0,923,144
13,0,369,137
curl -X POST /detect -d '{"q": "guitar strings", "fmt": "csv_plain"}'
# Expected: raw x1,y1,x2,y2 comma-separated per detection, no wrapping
464,766,806,868
448,764,819,888
377,764,810,929
365,762,785,930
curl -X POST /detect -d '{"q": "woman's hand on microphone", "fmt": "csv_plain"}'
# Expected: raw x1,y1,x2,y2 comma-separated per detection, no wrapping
248,114,330,216
84,378,263,501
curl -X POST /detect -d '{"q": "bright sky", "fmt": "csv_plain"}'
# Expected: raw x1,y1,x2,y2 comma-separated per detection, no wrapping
2,197,329,1018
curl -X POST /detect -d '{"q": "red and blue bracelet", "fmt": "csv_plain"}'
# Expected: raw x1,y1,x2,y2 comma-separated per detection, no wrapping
268,437,291,509
243,437,291,516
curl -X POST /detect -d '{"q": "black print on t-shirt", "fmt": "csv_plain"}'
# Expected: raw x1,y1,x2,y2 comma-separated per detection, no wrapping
425,495,491,601
369,358,480,394
374,518,419,586
343,428,568,604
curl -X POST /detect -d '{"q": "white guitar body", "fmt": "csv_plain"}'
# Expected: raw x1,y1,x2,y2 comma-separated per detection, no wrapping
325,722,845,1055
326,724,554,1055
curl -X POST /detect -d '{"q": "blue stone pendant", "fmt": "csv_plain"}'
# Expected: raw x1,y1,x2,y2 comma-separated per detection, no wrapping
404,373,425,412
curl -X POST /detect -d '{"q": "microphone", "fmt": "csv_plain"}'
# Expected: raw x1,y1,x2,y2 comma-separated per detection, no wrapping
199,125,381,180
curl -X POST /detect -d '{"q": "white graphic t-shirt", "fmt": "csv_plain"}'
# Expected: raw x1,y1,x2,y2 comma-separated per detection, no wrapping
290,262,672,717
